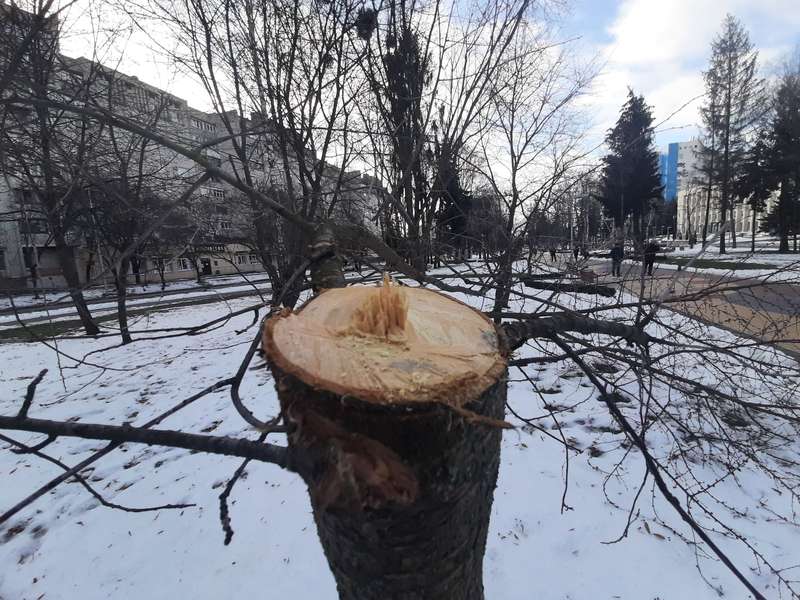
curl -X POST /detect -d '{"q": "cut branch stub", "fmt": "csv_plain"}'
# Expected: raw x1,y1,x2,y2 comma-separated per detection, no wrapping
263,277,508,600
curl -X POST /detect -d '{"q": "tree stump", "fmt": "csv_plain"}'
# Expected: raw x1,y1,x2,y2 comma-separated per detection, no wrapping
263,278,508,600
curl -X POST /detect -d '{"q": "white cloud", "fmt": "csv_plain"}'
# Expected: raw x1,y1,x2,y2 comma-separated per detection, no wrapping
582,0,800,152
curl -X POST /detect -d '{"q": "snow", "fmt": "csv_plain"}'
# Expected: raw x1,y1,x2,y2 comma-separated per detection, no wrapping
661,236,800,282
0,273,271,311
0,281,271,328
1,272,799,599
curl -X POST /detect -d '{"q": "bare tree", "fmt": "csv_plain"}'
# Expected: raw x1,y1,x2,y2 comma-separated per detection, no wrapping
2,4,800,600
0,3,100,333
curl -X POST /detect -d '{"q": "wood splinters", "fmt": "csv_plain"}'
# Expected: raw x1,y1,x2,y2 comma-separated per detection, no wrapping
351,273,408,340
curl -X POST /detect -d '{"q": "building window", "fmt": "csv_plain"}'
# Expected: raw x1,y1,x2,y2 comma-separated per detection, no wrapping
249,254,259,264
177,258,191,271
210,188,225,200
236,254,247,265
191,118,215,132
219,221,232,230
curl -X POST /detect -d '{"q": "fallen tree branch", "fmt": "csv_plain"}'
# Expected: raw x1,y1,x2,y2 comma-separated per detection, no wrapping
519,274,617,297
0,415,291,468
502,314,653,352
550,336,769,600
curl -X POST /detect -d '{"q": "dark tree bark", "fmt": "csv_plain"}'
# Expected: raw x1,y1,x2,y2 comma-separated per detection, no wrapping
55,241,99,335
271,367,506,600
264,277,508,600
131,255,142,285
113,257,132,344
519,275,616,298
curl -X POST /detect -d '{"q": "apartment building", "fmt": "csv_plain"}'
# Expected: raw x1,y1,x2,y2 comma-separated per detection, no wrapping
0,4,382,290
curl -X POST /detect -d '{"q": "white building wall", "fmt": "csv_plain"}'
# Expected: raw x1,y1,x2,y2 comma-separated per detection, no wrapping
677,186,777,240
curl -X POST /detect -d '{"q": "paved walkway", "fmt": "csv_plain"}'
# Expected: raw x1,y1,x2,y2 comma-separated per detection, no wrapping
590,260,800,357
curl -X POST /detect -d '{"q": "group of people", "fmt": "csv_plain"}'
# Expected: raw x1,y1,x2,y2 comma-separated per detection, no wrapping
546,245,589,262
545,240,662,277
610,240,661,277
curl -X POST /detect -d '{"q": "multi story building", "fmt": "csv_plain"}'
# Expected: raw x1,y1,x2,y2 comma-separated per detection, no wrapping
0,4,382,290
659,142,679,202
677,186,776,241
674,138,776,240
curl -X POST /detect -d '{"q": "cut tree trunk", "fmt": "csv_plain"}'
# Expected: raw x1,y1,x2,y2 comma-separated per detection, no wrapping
263,278,508,600
519,274,616,297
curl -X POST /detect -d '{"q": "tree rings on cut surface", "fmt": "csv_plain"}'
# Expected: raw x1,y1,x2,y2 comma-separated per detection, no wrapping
263,277,506,408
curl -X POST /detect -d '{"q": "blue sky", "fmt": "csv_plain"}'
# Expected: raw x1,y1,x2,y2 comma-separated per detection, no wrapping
559,0,800,153
59,0,800,157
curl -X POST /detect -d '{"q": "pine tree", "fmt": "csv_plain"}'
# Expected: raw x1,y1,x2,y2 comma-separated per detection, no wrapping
700,14,766,254
598,89,663,248
763,63,800,252
735,138,777,252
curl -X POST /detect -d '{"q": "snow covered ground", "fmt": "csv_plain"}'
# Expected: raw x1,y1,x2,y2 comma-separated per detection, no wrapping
0,272,270,311
1,275,799,599
0,281,270,329
661,236,800,282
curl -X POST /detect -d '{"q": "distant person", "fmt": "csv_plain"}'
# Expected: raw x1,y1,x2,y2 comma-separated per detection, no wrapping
610,245,623,277
644,240,660,276
549,246,557,262
573,246,580,262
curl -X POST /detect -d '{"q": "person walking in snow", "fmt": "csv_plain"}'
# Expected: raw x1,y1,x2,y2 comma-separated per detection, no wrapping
644,240,660,276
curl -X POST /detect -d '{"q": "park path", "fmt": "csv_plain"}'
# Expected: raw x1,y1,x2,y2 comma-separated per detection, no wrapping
589,260,800,357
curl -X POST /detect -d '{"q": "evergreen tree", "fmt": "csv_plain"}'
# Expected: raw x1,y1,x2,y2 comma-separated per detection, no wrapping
433,135,472,261
734,138,777,252
598,89,663,248
763,63,800,252
700,14,765,254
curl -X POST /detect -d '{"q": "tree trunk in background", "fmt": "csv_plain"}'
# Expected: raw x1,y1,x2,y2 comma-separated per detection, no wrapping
84,249,95,284
778,185,791,253
157,260,167,290
192,258,202,284
114,258,132,344
779,224,790,253
54,240,99,336
131,255,142,285
702,187,712,246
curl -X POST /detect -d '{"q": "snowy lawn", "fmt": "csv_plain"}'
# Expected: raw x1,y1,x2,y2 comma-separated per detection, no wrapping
0,281,271,329
1,275,799,599
660,237,800,282
0,272,271,311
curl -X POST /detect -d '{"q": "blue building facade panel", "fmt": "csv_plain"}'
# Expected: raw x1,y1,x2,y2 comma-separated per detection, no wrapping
658,142,679,202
